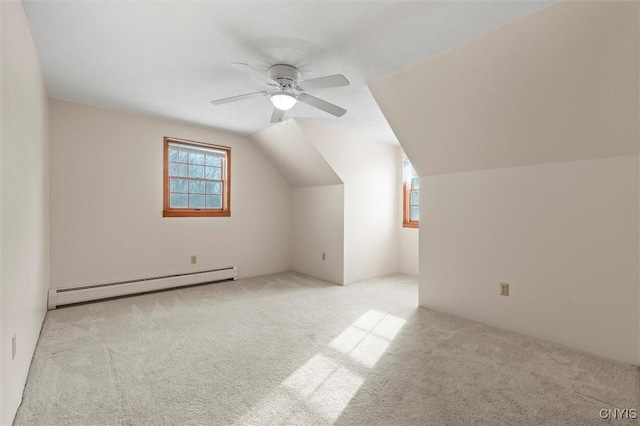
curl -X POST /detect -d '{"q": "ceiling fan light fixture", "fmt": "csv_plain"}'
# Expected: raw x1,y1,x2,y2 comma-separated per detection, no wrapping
270,92,297,111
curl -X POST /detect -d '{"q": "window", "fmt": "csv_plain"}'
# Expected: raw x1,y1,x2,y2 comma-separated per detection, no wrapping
163,137,231,217
402,156,419,228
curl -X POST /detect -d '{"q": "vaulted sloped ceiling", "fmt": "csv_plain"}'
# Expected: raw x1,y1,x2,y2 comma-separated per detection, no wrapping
249,120,342,188
369,1,639,176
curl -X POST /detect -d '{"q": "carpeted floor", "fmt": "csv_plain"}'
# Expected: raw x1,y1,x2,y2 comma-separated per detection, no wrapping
14,272,640,425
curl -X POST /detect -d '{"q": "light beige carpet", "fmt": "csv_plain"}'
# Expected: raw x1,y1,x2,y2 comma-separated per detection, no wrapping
14,272,640,425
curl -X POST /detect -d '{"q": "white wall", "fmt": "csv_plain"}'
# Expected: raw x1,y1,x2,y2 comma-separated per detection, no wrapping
0,0,4,416
397,220,418,277
250,119,397,285
292,185,344,284
250,121,344,284
49,99,291,288
370,2,640,364
297,121,398,285
397,147,418,276
421,156,639,364
1,1,50,423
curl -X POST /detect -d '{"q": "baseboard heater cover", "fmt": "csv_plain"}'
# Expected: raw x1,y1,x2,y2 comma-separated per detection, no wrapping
48,266,238,310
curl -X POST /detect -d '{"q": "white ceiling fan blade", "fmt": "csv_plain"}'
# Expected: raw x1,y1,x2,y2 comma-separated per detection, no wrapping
297,93,347,117
210,91,268,105
296,74,349,91
270,107,285,123
229,62,277,87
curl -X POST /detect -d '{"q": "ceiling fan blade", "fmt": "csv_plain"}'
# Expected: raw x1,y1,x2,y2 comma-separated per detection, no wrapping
210,91,268,105
296,74,349,91
270,107,284,123
297,93,347,117
229,62,277,87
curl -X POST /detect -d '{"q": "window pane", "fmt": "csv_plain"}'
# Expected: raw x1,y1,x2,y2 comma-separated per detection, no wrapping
206,195,222,208
189,152,205,165
412,177,419,190
169,163,187,177
189,180,205,194
170,193,188,208
178,150,188,163
205,167,221,180
205,155,222,167
170,178,188,193
169,147,180,162
206,181,222,194
411,191,419,206
188,165,204,178
190,195,205,208
410,206,419,221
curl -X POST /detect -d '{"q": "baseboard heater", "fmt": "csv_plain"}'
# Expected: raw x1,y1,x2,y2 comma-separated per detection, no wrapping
47,266,238,310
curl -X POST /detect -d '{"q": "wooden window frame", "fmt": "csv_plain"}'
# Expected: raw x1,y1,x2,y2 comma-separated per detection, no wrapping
403,183,419,228
402,159,419,228
163,137,231,218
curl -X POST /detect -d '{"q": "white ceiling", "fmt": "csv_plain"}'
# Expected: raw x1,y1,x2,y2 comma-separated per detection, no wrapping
23,0,552,145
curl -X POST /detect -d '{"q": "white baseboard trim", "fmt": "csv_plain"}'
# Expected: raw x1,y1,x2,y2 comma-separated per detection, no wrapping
47,266,238,309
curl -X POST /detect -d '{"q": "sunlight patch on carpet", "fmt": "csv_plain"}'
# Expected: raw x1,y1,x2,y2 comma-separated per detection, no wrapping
237,309,406,424
283,354,338,398
330,310,406,368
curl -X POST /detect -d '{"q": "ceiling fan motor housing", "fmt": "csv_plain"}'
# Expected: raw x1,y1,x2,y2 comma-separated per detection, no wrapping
268,64,300,87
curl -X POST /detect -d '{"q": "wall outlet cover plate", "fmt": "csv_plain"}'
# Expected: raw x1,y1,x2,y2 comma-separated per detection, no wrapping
500,282,509,296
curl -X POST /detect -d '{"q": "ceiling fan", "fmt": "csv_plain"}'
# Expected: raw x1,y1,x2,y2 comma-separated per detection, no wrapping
210,63,350,123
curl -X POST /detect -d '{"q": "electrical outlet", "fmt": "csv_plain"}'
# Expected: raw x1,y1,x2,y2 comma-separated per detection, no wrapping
322,252,326,261
12,334,16,360
191,255,197,264
500,282,509,296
